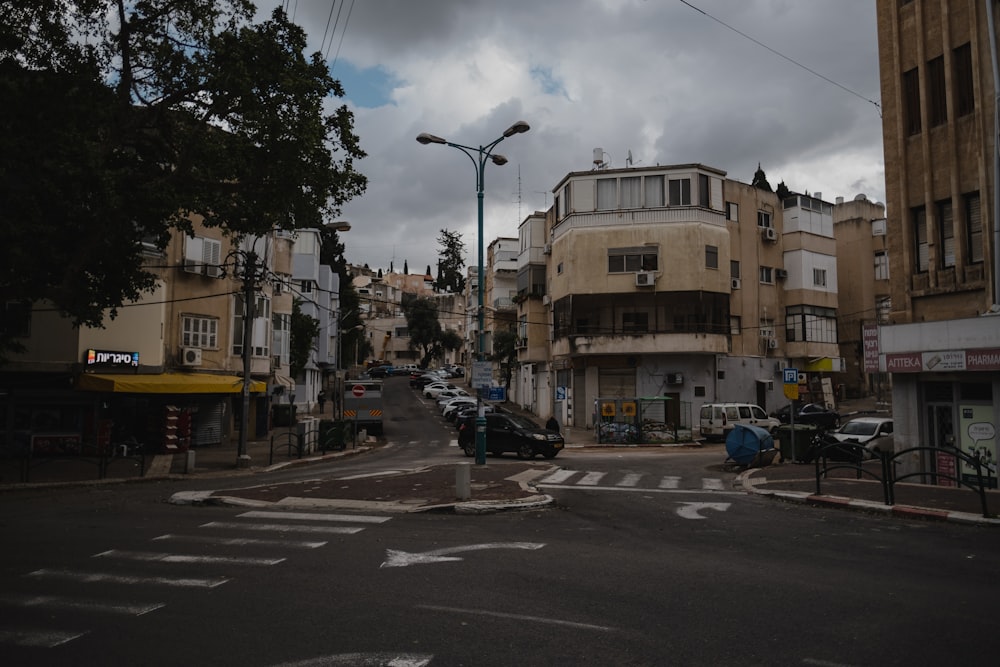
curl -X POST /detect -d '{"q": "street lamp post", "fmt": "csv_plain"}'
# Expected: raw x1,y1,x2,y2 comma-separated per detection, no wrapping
416,121,530,464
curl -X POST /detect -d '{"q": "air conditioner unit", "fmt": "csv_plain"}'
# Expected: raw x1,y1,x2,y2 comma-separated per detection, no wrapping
543,243,552,255
542,294,551,305
762,227,778,242
181,347,202,366
635,272,654,287
767,339,779,349
204,264,221,278
775,268,788,279
182,258,202,274
731,278,741,290
666,373,684,385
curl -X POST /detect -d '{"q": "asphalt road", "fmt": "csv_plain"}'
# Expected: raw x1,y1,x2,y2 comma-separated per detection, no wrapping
2,379,998,665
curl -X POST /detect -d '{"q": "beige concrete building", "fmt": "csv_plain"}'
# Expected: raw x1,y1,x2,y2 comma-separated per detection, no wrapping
875,0,999,476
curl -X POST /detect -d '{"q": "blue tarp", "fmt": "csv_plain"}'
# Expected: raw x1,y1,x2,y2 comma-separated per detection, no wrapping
725,424,775,465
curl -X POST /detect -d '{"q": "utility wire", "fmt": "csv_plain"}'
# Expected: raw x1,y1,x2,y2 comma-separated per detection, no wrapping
678,0,882,117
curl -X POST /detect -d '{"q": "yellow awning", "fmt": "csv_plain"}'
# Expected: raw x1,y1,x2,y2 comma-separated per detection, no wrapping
78,372,266,394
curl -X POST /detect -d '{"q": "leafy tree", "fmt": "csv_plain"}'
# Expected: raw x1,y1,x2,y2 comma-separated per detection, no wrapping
403,260,408,275
289,299,320,378
776,181,792,200
434,229,466,293
425,265,432,277
751,163,772,192
403,298,443,367
490,329,519,393
0,1,366,359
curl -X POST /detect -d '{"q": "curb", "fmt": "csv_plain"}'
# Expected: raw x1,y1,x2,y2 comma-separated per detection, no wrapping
736,468,1000,527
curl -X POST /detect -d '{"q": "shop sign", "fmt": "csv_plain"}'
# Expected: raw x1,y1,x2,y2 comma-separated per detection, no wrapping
862,323,879,372
959,405,997,489
86,349,139,367
886,348,1000,373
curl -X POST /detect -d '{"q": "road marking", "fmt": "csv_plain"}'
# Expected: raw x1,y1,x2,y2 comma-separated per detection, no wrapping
702,478,725,490
578,471,606,485
381,542,545,568
417,605,615,632
539,469,578,484
537,484,741,496
676,502,731,519
93,550,285,566
0,594,164,616
152,534,327,549
237,511,390,524
28,569,228,588
659,476,681,489
201,521,364,534
0,628,87,648
273,653,433,666
618,473,643,487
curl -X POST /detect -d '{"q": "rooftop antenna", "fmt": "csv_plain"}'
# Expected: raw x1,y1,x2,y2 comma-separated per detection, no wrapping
626,150,633,167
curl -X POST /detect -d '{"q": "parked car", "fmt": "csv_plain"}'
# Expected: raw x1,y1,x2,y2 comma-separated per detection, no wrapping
454,405,503,431
424,383,460,399
699,403,781,442
367,365,393,378
435,389,470,407
410,372,443,389
828,417,894,453
771,403,840,430
441,397,477,418
456,412,563,460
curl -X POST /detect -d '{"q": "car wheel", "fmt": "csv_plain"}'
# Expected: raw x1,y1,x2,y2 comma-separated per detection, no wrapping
516,443,536,460
543,448,559,459
462,442,475,457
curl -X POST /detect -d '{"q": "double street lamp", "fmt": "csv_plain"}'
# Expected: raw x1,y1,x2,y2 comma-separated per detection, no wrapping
416,120,531,464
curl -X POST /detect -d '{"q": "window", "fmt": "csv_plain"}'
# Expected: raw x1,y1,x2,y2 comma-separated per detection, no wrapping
608,247,658,273
966,193,982,263
597,178,617,210
759,318,775,339
729,316,742,336
913,206,928,271
621,177,641,208
757,210,772,228
730,260,741,279
874,251,889,280
698,174,710,207
644,175,664,207
954,43,974,117
622,312,649,333
759,266,774,284
903,67,921,135
272,313,290,366
726,202,739,221
182,315,218,349
233,294,271,357
2,301,31,338
926,56,947,127
705,245,719,270
299,280,313,294
813,268,827,287
938,199,955,267
668,178,690,206
184,236,222,275
785,305,837,344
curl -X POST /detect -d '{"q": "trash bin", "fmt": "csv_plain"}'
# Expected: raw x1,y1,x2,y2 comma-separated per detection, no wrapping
774,423,818,462
272,404,297,427
319,419,346,451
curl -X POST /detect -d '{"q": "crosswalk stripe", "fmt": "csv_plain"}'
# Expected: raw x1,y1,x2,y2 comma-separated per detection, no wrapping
93,550,285,566
28,568,228,588
618,473,643,487
201,521,364,535
0,628,86,648
578,471,606,486
540,469,578,484
151,534,327,549
0,594,164,616
237,511,390,524
659,476,681,489
702,478,725,491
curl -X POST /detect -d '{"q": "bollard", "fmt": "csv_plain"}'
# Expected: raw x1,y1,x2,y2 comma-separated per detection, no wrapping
185,449,196,474
456,462,471,500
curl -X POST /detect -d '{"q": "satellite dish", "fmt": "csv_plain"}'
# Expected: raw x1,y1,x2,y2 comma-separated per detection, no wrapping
626,150,633,166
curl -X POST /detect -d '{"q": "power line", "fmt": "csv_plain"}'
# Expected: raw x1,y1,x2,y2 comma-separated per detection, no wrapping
678,0,882,117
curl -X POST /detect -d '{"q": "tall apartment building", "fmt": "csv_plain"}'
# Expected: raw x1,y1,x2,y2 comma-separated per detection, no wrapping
875,0,999,474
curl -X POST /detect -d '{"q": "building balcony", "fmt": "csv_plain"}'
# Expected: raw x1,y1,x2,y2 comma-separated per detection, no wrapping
551,331,730,358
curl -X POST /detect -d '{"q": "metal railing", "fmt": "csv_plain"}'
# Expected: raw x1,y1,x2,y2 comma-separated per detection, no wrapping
0,441,148,484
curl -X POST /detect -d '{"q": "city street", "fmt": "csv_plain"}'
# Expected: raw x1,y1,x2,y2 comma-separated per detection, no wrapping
2,380,998,665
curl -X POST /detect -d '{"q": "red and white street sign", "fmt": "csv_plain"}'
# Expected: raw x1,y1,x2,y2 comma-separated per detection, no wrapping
351,384,366,397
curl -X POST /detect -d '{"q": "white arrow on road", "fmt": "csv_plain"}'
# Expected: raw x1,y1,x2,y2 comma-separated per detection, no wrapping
381,542,545,568
675,502,731,520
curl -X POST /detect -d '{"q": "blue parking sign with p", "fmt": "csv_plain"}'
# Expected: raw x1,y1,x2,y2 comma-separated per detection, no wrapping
783,368,798,385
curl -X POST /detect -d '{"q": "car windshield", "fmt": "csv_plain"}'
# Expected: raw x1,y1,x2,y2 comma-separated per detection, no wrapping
508,414,541,430
839,421,878,436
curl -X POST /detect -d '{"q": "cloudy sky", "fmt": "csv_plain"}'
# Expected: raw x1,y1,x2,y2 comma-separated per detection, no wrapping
268,0,885,276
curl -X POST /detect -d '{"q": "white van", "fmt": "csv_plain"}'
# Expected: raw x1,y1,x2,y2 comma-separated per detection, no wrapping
699,403,780,442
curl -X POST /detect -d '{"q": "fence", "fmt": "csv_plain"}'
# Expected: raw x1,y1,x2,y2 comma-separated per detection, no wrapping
811,439,996,518
268,420,355,466
593,397,693,445
0,440,148,484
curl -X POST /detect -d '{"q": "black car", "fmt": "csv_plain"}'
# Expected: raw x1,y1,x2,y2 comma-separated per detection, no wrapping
366,365,393,378
771,402,840,430
456,412,563,460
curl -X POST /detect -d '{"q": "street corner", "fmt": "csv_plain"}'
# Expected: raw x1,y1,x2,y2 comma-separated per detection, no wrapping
454,494,556,514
